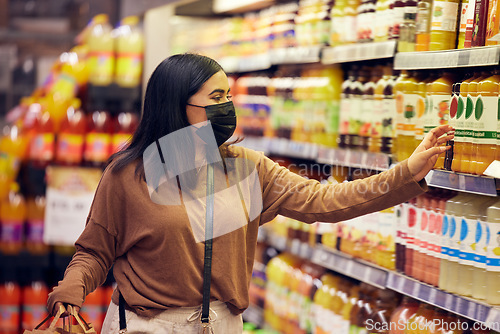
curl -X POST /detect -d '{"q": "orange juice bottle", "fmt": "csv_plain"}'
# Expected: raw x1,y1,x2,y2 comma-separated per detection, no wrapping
429,0,460,50
340,68,356,148
445,81,460,170
414,72,435,150
55,98,87,166
426,72,454,169
393,70,410,161
0,280,21,334
350,67,370,149
415,0,433,50
451,73,474,172
111,106,139,154
361,66,381,151
28,100,55,169
21,274,49,332
376,207,397,270
473,71,500,175
371,69,387,153
463,72,489,174
25,196,49,255
323,66,343,148
0,183,27,255
341,284,359,331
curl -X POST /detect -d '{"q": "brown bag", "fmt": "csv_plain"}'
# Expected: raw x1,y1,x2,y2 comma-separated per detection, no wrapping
23,305,96,334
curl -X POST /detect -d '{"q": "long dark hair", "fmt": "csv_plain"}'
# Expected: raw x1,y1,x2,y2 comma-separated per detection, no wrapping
109,53,226,175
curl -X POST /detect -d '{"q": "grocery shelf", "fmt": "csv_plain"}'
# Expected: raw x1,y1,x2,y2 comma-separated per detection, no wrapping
425,169,499,197
321,41,397,64
238,136,391,170
269,46,322,65
260,229,500,329
394,46,500,70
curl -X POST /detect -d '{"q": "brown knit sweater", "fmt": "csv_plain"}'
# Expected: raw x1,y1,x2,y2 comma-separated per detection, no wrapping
47,145,427,317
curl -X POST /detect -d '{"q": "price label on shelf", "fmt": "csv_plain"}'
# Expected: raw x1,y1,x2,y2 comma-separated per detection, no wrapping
44,167,102,246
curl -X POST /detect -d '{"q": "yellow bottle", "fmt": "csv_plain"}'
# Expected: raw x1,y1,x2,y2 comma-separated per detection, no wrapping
429,0,460,50
451,74,473,172
400,71,419,162
473,72,500,175
323,66,343,148
393,70,410,162
415,0,433,50
331,0,347,45
426,72,454,169
115,16,144,88
463,73,489,174
486,0,500,45
414,73,434,150
87,14,115,86
370,67,387,153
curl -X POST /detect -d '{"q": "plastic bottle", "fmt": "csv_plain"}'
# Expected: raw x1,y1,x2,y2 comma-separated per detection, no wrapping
111,106,139,155
368,289,401,334
486,198,500,305
21,273,49,332
28,100,55,169
399,4,418,51
414,72,434,151
350,67,369,149
341,284,359,332
361,67,381,151
458,0,476,47
0,280,22,334
463,73,489,174
340,68,356,149
415,0,433,50
392,0,408,39
451,73,474,172
388,296,420,334
412,194,427,281
393,71,409,161
446,193,477,294
405,303,434,334
322,66,343,148
400,71,419,162
350,283,377,333
87,14,115,86
473,72,500,175
55,98,87,166
345,0,361,43
0,183,27,255
115,16,144,88
25,195,49,255
429,0,460,50
471,197,498,300
471,0,490,46
405,198,418,277
395,202,407,272
375,0,390,42
331,0,347,45
83,104,113,168
445,81,460,170
485,0,500,45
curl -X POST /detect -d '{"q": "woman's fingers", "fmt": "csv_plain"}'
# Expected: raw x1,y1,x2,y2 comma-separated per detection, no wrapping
436,134,454,146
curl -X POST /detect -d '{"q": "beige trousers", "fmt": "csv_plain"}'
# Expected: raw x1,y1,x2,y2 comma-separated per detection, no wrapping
101,300,243,334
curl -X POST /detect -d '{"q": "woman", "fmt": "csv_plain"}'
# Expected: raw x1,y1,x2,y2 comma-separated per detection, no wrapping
47,53,453,333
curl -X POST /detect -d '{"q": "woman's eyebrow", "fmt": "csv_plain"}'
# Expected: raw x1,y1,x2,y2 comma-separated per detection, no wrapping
208,88,231,95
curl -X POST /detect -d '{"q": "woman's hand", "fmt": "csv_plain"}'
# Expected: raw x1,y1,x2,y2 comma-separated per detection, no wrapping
53,302,80,317
408,124,454,182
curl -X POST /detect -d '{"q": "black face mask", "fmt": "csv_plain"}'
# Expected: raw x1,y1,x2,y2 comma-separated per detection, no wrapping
187,101,237,147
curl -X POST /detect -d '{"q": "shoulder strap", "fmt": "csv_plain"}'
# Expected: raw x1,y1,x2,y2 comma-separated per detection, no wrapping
201,163,215,324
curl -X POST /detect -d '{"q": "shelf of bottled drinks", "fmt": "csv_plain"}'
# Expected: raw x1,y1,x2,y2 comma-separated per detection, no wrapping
248,227,500,331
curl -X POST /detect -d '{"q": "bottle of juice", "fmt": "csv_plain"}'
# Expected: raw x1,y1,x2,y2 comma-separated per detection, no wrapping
369,289,401,334
395,202,407,272
371,65,396,154
471,0,490,46
55,98,87,166
375,0,390,42
458,0,476,47
349,67,369,149
438,193,467,291
324,66,343,148
0,280,22,334
405,303,434,334
485,0,500,45
429,0,460,50
341,283,359,332
445,81,460,170
25,195,49,255
388,296,420,334
361,66,381,151
405,198,418,277
414,72,434,151
0,183,27,255
87,14,115,86
415,0,433,50
350,283,377,332
345,0,362,43
28,100,55,169
446,193,477,294
451,73,474,172
426,72,454,169
340,68,356,148
400,71,419,162
21,272,49,332
393,71,410,161
486,198,500,305
83,104,113,168
392,0,408,39
456,195,488,297
473,71,500,175
471,197,498,300
399,3,418,51
331,0,347,45
413,194,428,281
111,104,139,154
298,262,325,333
463,72,489,174
115,16,144,88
